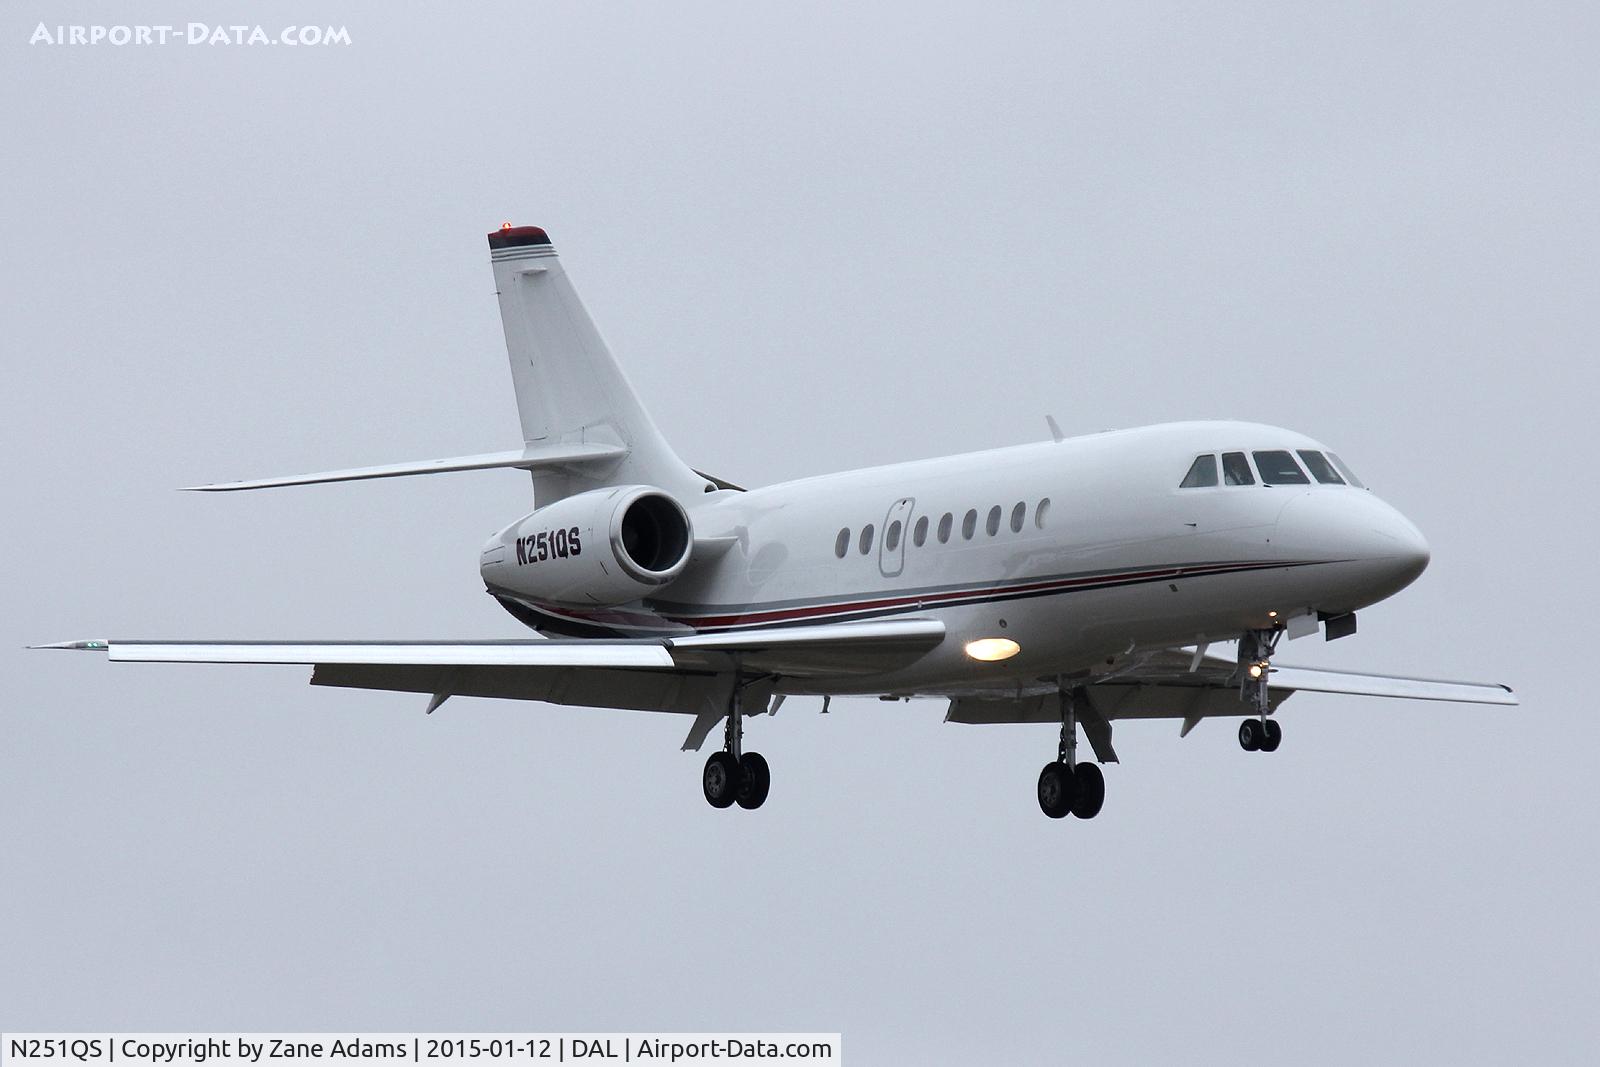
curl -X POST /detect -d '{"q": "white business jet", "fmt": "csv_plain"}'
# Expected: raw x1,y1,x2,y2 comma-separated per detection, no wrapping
39,225,1517,819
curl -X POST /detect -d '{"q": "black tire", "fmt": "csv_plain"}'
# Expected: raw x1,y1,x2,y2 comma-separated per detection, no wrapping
736,752,771,809
1071,762,1105,819
1037,762,1073,819
1238,719,1263,752
702,751,741,808
1260,718,1282,752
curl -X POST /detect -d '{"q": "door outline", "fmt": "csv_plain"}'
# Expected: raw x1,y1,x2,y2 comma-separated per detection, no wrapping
879,497,915,578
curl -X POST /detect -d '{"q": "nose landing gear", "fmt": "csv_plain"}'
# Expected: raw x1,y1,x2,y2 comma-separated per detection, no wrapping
1237,627,1284,753
701,676,771,810
1037,686,1106,820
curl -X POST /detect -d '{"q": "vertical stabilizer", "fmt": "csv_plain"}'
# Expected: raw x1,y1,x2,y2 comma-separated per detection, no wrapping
488,226,704,502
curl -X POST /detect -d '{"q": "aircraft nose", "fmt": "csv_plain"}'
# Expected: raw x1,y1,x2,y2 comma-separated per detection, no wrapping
1384,508,1431,585
1275,490,1430,604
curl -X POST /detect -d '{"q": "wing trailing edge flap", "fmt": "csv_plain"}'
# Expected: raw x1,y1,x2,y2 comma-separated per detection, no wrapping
946,685,1268,727
944,691,1124,762
311,662,732,719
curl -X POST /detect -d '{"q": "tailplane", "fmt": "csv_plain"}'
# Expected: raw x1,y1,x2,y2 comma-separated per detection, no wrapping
489,225,705,503
183,226,712,499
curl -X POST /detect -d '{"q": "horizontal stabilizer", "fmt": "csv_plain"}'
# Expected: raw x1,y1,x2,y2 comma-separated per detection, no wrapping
182,443,627,492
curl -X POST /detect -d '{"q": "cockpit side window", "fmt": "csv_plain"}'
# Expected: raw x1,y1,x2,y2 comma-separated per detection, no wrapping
1180,454,1219,487
1253,450,1310,485
1296,450,1345,485
1327,452,1366,489
1221,451,1255,486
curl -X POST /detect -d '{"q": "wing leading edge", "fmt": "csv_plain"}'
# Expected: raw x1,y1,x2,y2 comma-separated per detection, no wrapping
33,618,946,687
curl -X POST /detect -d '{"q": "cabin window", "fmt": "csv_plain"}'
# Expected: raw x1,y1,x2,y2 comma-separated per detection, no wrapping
886,519,902,552
1328,453,1366,489
962,509,977,540
1253,450,1310,485
1180,454,1219,488
913,515,929,547
859,524,875,554
1035,498,1050,528
834,528,850,558
1010,502,1026,532
938,512,954,543
1221,452,1255,486
1296,450,1345,485
986,506,1001,536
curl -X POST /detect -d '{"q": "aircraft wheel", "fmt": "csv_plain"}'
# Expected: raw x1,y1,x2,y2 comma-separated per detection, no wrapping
1238,719,1263,752
736,752,770,809
1071,762,1105,819
1037,762,1073,819
703,751,741,809
1260,719,1282,752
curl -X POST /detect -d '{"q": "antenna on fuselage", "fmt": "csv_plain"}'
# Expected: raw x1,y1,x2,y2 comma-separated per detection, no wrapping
1045,415,1065,443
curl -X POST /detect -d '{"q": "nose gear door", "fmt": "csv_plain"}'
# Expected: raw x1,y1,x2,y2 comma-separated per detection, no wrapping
879,497,915,578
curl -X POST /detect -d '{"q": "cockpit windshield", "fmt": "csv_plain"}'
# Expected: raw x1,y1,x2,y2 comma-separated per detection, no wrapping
1180,455,1219,487
1179,447,1367,489
1296,450,1344,485
1326,453,1365,488
1252,450,1309,485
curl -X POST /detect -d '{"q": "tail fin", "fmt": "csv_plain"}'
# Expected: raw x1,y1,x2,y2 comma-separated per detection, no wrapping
489,226,705,503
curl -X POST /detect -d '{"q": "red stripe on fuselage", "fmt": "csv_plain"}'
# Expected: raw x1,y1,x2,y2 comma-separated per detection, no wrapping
507,559,1306,635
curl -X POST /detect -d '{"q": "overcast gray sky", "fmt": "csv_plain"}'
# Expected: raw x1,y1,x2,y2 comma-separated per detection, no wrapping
4,2,1597,1062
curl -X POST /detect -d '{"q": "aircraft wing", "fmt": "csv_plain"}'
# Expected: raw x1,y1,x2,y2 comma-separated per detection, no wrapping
32,638,675,668
945,647,1516,761
33,619,947,723
1252,664,1517,704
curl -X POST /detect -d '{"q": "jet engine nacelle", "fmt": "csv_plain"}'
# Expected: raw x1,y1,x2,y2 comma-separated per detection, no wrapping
480,485,693,605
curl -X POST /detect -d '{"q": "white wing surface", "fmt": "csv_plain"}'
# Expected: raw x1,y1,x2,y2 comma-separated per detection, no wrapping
1262,665,1516,705
32,639,672,668
33,620,946,718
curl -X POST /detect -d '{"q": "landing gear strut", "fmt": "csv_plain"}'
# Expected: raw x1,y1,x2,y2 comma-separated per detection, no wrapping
1237,628,1284,753
1037,685,1105,820
701,677,771,810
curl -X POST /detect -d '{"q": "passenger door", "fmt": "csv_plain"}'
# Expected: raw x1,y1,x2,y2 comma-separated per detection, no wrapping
879,497,915,578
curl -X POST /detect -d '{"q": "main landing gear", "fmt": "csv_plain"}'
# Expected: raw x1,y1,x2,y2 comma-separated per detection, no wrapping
1237,627,1284,754
701,679,770,811
1037,686,1105,820
1238,717,1282,752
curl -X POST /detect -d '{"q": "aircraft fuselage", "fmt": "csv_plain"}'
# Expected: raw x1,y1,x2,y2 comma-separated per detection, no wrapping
484,419,1429,696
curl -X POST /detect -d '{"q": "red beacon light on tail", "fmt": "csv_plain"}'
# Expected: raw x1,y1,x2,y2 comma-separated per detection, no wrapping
487,223,553,250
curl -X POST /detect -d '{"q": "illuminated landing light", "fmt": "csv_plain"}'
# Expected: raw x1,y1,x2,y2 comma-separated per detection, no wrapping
964,637,1021,662
1247,661,1267,680
1268,610,1278,619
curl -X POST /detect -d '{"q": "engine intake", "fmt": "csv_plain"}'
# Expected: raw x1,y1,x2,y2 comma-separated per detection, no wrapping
614,491,692,582
480,485,693,606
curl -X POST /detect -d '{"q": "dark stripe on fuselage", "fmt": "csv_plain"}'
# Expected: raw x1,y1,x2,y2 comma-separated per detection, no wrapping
495,558,1331,638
